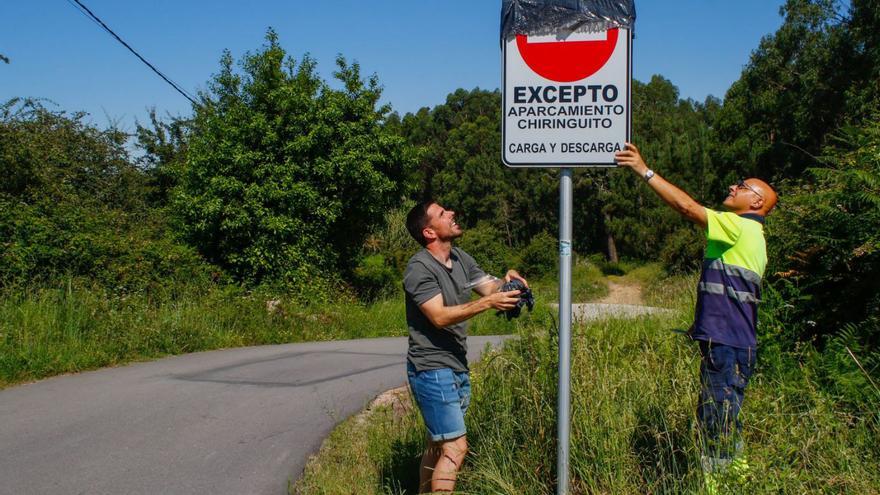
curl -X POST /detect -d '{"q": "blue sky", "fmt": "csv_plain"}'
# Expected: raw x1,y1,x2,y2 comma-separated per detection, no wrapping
3,1,786,133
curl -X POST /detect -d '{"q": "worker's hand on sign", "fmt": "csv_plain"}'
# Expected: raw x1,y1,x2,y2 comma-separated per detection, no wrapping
504,269,529,288
614,143,648,176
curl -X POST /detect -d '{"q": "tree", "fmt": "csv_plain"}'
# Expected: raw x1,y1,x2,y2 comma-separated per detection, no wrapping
393,88,604,254
136,109,190,206
175,30,416,286
0,98,209,291
714,0,880,182
599,76,722,268
393,80,721,264
706,0,880,351
767,119,880,345
0,98,140,210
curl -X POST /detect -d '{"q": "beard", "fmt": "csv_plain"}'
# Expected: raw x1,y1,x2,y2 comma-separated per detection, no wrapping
439,228,463,243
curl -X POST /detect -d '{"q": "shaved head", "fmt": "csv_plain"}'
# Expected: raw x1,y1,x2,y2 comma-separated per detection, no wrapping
746,178,778,216
722,177,779,216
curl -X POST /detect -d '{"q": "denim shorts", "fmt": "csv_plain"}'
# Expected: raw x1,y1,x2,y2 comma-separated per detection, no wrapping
406,362,471,442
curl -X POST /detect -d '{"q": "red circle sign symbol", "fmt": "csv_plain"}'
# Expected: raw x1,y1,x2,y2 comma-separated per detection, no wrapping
516,28,619,83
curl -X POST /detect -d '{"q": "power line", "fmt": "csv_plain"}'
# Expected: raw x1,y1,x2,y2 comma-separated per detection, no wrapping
65,0,103,30
65,0,198,106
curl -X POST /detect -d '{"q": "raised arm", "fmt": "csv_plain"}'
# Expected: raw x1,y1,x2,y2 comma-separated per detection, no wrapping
614,143,707,229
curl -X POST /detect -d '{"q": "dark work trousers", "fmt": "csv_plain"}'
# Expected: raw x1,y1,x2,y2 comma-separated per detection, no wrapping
697,341,756,459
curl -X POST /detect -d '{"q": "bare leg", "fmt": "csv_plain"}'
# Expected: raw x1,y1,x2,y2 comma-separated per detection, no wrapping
419,434,440,493
431,435,467,492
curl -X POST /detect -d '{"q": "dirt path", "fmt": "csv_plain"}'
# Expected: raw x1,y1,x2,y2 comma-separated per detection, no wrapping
566,278,672,322
596,280,644,305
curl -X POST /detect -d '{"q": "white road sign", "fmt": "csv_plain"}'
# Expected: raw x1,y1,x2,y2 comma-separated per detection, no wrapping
502,27,632,167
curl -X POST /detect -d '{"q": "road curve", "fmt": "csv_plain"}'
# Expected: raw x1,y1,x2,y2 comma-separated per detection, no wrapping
0,335,510,495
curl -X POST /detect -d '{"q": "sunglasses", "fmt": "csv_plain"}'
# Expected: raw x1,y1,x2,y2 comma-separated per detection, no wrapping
736,179,763,199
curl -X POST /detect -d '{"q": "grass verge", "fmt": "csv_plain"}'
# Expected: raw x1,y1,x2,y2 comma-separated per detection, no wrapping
0,283,412,388
0,259,602,388
292,388,424,494
296,269,880,494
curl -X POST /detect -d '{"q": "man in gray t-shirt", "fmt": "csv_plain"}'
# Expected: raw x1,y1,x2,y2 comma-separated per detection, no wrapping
404,246,485,373
403,200,528,493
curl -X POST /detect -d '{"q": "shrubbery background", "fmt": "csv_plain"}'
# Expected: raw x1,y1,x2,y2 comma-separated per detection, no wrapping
1,1,879,395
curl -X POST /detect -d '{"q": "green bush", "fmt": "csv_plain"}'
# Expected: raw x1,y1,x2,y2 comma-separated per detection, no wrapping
0,99,217,295
518,231,557,280
0,197,216,295
659,227,703,274
362,202,420,275
351,254,398,301
457,221,515,277
175,30,416,287
809,320,880,412
766,121,880,347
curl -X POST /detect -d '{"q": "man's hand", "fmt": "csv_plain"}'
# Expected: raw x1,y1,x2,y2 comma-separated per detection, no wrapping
419,289,521,328
614,142,649,176
504,269,529,288
486,289,522,311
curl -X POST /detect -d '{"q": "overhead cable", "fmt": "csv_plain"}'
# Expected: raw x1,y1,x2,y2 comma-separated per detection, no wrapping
65,0,198,106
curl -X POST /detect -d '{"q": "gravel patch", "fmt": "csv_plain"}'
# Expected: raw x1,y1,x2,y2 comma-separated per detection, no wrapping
551,302,673,321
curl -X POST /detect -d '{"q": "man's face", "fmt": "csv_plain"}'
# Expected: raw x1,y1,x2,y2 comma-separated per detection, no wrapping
723,179,763,212
425,203,462,243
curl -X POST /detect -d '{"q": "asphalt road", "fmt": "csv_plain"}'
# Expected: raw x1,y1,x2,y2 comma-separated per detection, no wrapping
0,335,510,495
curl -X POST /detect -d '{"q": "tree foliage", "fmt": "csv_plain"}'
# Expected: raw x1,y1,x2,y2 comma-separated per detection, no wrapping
768,120,880,345
3,4,879,353
0,98,211,292
712,0,880,348
601,76,723,268
135,108,190,206
394,88,606,255
393,79,722,269
174,30,416,287
385,0,880,351
1,98,139,208
715,0,880,180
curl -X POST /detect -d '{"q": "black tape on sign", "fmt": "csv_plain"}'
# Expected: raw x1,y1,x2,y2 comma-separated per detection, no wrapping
500,0,637,43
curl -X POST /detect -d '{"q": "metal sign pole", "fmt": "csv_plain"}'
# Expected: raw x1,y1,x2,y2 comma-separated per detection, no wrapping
557,167,573,495
501,7,634,493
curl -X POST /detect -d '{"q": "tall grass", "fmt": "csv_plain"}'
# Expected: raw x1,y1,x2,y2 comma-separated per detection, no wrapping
292,390,430,494
297,270,880,494
0,260,598,388
0,282,416,387
461,314,708,493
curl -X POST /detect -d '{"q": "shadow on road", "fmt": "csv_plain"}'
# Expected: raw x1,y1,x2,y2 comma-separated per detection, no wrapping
173,350,402,388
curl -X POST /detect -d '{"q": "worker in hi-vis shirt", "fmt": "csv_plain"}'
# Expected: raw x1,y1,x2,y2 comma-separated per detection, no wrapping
615,143,778,473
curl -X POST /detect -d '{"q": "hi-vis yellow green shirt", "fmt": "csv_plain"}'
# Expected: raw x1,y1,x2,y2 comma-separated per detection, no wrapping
691,209,767,349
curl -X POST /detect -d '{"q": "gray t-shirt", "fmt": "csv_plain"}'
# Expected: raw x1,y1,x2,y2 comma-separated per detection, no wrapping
403,247,488,372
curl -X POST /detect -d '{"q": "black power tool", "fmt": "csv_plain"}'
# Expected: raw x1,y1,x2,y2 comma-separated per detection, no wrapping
496,279,535,320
